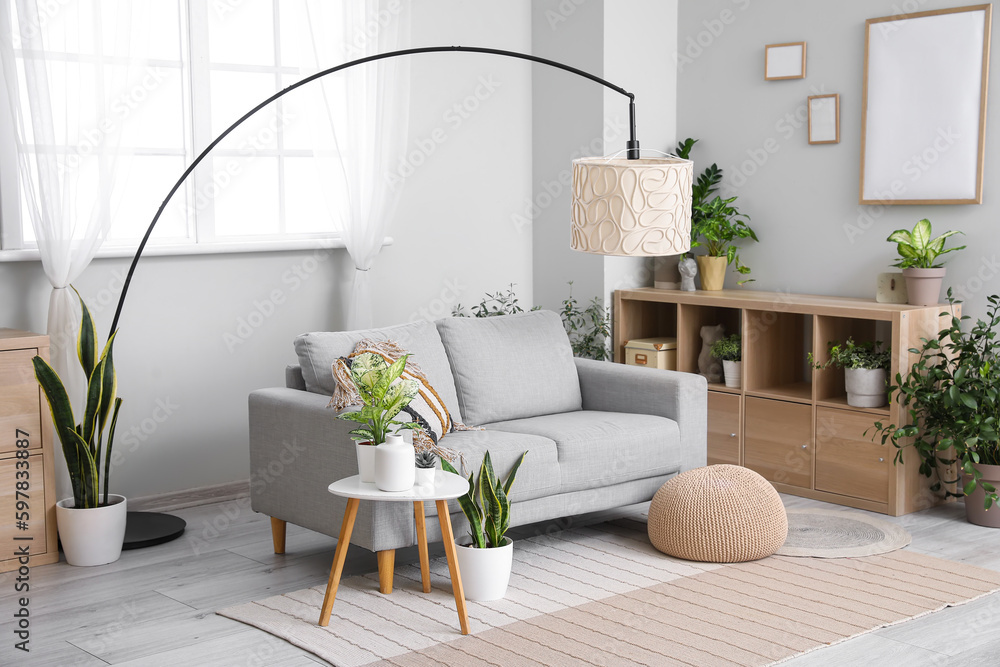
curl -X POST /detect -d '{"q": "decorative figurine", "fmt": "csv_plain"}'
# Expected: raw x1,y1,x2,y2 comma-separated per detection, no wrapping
679,257,698,292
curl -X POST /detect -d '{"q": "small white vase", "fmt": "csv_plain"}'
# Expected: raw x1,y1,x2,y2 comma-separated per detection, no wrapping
356,443,376,483
55,494,127,567
415,467,436,487
845,368,888,408
455,537,514,601
722,360,742,388
375,434,415,492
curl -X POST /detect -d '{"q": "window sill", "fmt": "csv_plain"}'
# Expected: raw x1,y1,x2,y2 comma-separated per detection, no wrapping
0,236,393,263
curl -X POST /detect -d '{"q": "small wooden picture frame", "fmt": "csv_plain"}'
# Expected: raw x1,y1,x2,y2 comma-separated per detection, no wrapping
765,42,806,80
808,94,840,144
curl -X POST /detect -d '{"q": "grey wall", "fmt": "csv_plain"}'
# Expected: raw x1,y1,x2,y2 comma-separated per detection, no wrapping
0,0,533,500
677,0,999,318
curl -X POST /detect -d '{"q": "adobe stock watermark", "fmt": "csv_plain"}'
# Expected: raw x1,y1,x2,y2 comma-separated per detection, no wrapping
544,0,588,30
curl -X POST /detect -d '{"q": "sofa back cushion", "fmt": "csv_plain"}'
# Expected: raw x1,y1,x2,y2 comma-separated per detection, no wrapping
436,310,582,424
294,320,463,422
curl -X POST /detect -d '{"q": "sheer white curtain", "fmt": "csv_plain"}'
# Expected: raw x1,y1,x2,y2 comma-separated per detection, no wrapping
0,1,142,406
293,0,411,329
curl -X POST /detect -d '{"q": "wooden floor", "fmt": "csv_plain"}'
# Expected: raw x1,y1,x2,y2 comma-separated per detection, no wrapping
1,493,998,666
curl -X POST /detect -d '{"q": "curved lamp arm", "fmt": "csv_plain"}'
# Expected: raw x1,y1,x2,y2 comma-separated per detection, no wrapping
108,45,640,336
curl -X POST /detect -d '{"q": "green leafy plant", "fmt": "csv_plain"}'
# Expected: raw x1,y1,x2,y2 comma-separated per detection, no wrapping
692,195,759,284
709,334,741,362
560,282,611,361
415,450,437,469
336,353,422,445
676,138,722,243
887,219,965,269
441,451,526,549
33,288,123,509
452,284,538,318
870,292,1000,509
809,338,890,371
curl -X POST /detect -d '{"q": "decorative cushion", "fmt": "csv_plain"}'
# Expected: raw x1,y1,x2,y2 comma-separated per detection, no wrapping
647,465,788,563
436,310,582,425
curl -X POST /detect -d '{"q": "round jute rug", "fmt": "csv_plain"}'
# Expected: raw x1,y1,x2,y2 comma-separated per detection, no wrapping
776,508,912,558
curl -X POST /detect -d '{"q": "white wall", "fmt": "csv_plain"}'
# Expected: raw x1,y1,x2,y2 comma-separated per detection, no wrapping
0,0,533,500
677,0,999,319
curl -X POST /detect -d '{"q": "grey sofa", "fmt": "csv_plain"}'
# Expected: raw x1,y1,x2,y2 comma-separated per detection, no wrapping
249,310,706,578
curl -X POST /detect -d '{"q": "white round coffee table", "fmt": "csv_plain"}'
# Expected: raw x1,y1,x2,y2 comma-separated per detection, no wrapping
317,471,471,635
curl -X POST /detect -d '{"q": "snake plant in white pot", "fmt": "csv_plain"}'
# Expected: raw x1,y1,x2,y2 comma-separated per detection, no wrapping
33,289,126,566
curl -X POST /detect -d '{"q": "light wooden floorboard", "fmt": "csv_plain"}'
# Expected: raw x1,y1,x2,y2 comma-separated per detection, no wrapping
0,494,998,665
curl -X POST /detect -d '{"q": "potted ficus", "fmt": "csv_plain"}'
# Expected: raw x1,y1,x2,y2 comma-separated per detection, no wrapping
809,338,891,408
33,289,126,567
871,293,1000,527
336,353,422,491
441,451,526,601
710,334,742,388
887,218,965,306
691,195,759,290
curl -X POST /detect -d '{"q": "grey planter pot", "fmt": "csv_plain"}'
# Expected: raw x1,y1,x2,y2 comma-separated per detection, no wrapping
902,267,946,306
964,463,1000,528
844,368,887,408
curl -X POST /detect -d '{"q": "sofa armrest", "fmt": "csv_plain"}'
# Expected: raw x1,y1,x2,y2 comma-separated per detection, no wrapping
574,358,707,472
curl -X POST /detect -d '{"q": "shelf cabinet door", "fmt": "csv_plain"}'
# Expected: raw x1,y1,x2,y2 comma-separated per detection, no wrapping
0,454,48,561
744,397,812,488
0,348,42,455
708,391,740,465
816,407,889,503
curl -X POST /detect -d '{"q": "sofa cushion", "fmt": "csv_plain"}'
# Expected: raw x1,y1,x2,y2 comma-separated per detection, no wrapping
294,321,463,422
485,411,681,494
436,310,582,424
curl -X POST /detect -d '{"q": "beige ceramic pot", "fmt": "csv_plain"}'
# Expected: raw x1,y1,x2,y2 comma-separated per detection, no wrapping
696,256,728,291
902,267,946,306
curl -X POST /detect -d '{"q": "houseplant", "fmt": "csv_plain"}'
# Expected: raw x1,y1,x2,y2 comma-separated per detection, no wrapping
887,219,965,305
809,338,891,408
32,288,126,566
870,293,1000,526
691,195,759,290
414,450,437,487
710,334,742,388
676,137,722,247
336,352,422,489
441,451,526,600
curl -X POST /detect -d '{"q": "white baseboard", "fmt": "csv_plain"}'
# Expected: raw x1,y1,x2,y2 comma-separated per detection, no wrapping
129,479,250,512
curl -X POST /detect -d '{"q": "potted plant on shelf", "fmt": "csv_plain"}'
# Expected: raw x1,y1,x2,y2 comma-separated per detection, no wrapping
32,289,126,567
441,451,526,601
691,195,759,290
870,293,1000,527
809,338,891,408
887,218,965,306
336,353,422,491
414,450,437,487
710,334,742,388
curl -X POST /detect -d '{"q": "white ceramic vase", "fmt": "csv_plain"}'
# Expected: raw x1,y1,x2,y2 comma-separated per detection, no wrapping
722,360,742,388
356,443,376,483
55,494,127,567
845,368,888,408
414,467,436,487
455,537,514,601
375,434,415,492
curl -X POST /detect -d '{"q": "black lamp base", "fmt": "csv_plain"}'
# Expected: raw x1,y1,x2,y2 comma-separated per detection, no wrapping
122,511,186,550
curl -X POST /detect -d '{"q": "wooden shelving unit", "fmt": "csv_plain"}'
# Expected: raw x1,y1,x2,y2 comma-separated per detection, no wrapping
614,288,957,516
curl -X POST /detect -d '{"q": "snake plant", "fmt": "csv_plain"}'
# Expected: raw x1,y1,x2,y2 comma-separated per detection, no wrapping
33,288,123,509
442,450,526,549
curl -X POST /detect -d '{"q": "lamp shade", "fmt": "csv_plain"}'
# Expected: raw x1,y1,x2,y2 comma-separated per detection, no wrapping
571,156,693,256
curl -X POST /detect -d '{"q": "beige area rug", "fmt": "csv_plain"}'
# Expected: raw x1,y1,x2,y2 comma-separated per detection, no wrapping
218,517,1000,667
776,508,913,558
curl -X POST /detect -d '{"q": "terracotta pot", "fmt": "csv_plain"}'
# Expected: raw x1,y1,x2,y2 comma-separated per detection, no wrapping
722,360,741,388
696,256,728,291
844,368,887,408
964,463,1000,528
902,267,946,306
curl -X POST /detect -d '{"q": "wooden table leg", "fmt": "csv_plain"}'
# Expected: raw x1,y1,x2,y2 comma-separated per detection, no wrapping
436,499,470,635
270,517,286,554
376,550,395,594
318,497,360,626
414,501,431,593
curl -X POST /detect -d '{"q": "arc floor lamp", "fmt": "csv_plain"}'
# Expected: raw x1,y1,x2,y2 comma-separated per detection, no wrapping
107,46,693,546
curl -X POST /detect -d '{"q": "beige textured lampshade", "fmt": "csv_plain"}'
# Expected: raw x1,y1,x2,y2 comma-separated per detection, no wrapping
571,156,693,256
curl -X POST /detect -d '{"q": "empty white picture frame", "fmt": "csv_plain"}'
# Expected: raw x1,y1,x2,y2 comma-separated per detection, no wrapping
860,5,991,205
808,94,840,144
765,42,806,80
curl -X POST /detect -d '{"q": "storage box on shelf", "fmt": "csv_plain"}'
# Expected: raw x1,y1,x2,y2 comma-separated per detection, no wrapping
613,288,957,516
0,329,59,570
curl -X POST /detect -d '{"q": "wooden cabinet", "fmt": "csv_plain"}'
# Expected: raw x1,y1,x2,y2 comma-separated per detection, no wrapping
707,391,740,465
614,288,955,515
0,330,59,571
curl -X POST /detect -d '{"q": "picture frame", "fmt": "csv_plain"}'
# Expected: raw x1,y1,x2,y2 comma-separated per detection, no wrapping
860,4,991,205
808,94,840,145
764,42,806,80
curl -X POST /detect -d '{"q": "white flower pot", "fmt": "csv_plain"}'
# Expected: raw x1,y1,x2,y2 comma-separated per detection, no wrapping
722,360,742,388
55,494,127,567
455,537,514,601
375,434,414,492
356,443,376,483
415,467,436,487
845,368,887,408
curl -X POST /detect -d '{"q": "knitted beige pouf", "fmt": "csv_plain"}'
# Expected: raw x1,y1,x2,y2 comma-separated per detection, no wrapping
648,464,788,563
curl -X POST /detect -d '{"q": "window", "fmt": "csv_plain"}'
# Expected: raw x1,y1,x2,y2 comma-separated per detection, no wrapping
2,0,339,254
